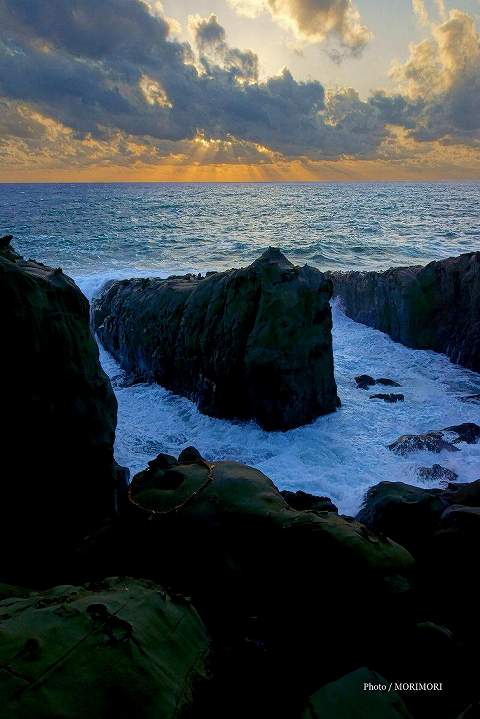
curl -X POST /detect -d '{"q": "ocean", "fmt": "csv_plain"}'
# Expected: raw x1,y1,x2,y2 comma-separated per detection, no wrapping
2,181,480,513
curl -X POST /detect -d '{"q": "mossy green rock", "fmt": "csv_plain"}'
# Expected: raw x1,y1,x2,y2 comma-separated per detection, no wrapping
93,248,339,430
303,668,412,719
0,577,210,719
128,451,414,684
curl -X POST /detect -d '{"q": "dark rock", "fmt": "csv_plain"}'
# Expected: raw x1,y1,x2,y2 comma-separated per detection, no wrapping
418,464,458,484
376,378,402,387
147,453,178,471
0,240,122,583
0,233,13,247
93,247,339,431
356,375,401,390
357,479,480,715
280,489,338,513
443,478,480,506
357,478,480,557
459,394,480,404
302,668,412,719
0,577,210,719
329,251,480,371
443,422,480,445
355,374,376,389
370,393,405,403
440,504,480,532
356,482,447,554
388,432,460,456
0,233,21,262
126,453,414,690
178,446,204,464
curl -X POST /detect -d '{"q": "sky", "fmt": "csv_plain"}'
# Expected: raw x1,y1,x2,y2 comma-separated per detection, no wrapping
1,0,480,181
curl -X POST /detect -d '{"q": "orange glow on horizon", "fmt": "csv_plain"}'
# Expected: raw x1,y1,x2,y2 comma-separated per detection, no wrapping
2,159,480,183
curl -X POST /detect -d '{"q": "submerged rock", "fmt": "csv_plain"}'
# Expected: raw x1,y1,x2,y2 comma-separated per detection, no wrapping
388,423,480,456
370,393,405,403
0,577,210,719
355,375,401,390
355,374,376,389
93,247,339,430
443,422,480,445
388,432,459,455
459,394,480,404
417,464,458,484
377,378,402,387
329,251,480,372
0,237,124,583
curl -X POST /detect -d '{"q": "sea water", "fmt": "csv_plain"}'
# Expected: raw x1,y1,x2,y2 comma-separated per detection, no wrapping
2,181,480,513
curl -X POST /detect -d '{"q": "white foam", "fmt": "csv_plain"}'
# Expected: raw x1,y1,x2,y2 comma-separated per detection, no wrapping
77,273,480,516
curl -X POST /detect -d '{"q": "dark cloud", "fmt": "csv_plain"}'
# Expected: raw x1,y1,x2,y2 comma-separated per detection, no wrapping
0,0,390,161
191,13,259,83
1,0,477,170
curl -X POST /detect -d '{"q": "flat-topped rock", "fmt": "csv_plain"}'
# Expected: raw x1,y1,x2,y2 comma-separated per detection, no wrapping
93,248,340,430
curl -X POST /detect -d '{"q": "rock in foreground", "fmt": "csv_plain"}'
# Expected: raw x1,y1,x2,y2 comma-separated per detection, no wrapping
303,668,412,719
329,251,480,371
126,448,414,693
93,248,339,430
0,577,210,719
0,237,123,581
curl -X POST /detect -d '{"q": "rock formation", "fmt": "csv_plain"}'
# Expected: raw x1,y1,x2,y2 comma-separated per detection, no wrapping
329,251,480,371
0,236,124,582
125,447,415,695
0,577,210,719
388,423,480,455
93,248,339,430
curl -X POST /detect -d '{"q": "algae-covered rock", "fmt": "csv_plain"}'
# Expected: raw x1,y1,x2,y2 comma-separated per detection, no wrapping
0,237,123,582
0,577,210,719
127,450,414,686
303,668,412,719
93,247,339,430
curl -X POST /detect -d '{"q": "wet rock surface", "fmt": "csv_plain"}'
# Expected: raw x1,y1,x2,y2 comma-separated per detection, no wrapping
123,448,416,707
388,423,480,456
370,393,405,403
0,577,210,719
418,464,458,484
329,251,480,371
93,248,339,430
355,374,401,389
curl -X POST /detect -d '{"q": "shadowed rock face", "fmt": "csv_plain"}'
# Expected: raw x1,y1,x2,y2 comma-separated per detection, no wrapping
328,252,480,372
93,248,339,430
0,237,122,581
